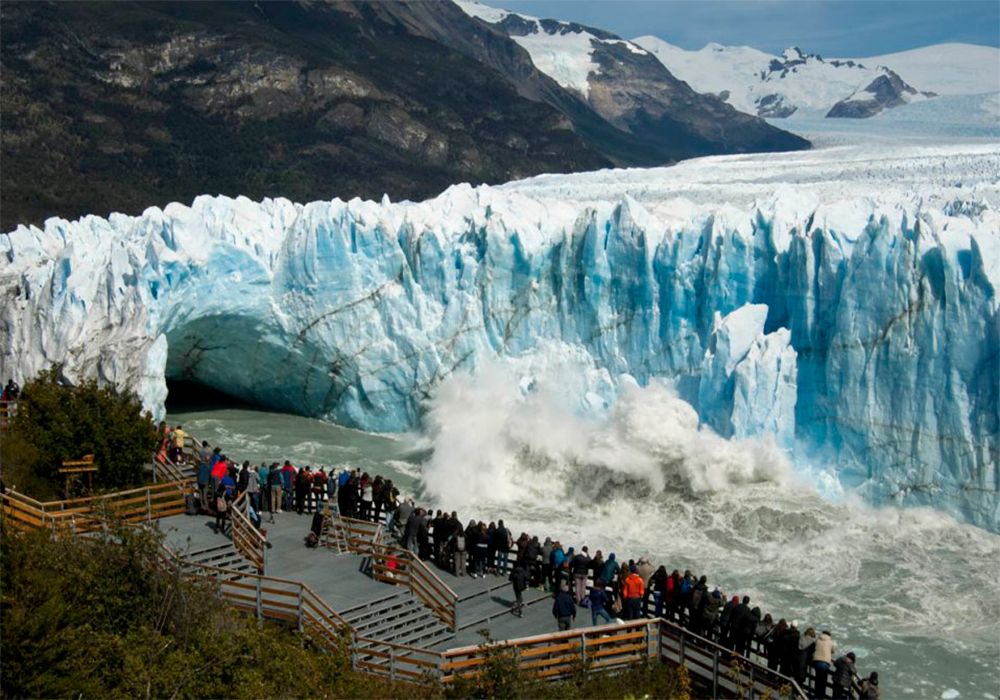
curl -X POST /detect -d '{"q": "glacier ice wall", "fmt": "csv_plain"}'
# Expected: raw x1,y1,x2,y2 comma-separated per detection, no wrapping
1,146,998,529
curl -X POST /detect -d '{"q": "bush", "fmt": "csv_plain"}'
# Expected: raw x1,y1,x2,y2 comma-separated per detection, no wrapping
3,366,158,497
0,522,418,699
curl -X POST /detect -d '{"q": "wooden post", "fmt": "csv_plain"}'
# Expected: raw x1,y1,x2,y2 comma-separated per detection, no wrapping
712,648,719,699
580,631,587,667
749,661,756,700
389,647,396,681
297,587,304,633
146,488,153,524
255,576,263,621
679,630,686,663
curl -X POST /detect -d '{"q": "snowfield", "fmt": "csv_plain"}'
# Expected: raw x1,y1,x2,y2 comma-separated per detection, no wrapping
1,142,998,531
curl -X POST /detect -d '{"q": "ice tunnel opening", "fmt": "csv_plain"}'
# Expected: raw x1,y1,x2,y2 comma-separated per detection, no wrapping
160,314,313,419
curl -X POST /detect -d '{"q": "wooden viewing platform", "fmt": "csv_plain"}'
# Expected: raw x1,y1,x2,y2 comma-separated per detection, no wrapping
0,433,825,698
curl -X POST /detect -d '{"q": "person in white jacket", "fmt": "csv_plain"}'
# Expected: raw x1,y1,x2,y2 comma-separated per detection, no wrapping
813,630,836,698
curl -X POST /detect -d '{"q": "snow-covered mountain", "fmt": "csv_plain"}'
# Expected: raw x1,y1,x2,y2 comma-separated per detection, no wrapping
3,143,998,530
635,37,999,118
451,0,806,157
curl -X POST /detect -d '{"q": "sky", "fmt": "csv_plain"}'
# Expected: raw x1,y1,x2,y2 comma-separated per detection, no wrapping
496,0,1000,56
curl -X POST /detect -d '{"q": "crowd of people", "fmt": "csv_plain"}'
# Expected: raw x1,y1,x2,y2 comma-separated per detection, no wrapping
166,429,878,700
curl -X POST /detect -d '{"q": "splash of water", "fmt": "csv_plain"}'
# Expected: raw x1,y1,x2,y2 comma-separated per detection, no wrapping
421,357,793,507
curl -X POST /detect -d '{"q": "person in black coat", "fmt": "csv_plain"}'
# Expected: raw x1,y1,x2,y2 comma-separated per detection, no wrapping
779,621,801,679
509,564,528,616
729,596,751,654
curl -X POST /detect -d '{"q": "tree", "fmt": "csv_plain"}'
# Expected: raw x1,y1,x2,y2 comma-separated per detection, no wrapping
3,366,158,496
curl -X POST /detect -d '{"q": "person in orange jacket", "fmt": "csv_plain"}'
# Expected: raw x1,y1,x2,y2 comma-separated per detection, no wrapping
623,564,646,620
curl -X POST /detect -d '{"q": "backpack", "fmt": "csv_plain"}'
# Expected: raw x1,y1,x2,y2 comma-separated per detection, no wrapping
680,578,692,595
455,534,466,552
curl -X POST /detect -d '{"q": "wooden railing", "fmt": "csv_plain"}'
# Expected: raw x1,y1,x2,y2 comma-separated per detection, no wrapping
441,618,657,683
325,513,384,555
353,637,444,683
1,481,189,533
370,543,458,631
229,492,267,573
164,548,351,655
657,618,807,699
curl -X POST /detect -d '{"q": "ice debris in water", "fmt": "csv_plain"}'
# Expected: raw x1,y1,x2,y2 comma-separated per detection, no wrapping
1,143,998,530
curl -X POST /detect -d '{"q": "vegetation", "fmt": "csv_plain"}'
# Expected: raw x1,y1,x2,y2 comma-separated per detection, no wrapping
2,367,158,498
0,521,691,699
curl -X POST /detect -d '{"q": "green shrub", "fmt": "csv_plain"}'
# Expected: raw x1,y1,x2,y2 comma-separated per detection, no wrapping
3,366,159,497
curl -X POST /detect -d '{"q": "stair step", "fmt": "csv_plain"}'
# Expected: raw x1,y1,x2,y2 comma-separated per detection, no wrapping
341,592,412,622
351,601,434,632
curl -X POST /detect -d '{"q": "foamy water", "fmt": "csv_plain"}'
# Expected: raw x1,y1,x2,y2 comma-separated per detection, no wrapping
170,366,1000,699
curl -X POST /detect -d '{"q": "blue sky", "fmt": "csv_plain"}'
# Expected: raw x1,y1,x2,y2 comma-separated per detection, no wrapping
496,0,1000,56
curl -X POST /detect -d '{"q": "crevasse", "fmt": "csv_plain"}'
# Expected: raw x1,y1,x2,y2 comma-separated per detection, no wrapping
1,151,998,530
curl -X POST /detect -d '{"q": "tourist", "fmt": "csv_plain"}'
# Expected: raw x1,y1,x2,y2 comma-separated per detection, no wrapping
755,613,775,657
554,558,573,595
797,626,817,686
403,508,423,553
600,553,619,593
623,564,645,620
360,473,374,521
524,536,540,588
196,443,213,507
492,519,511,575
689,576,709,634
431,510,446,564
571,546,591,604
418,511,432,560
258,463,271,513
238,460,250,495
650,565,668,618
590,550,605,588
552,588,576,631
312,468,328,511
678,570,694,624
294,466,311,514
371,475,385,522
214,488,230,535
858,671,879,700
210,454,228,493
550,541,565,590
779,620,801,678
589,579,613,626
393,497,414,538
665,570,681,622
832,652,857,699
509,563,527,617
767,619,787,671
280,461,295,512
742,606,762,658
171,424,187,463
268,463,283,513
246,463,261,512
729,595,751,651
451,516,467,576
540,536,554,589
813,630,836,699
702,590,723,640
473,522,489,576
720,595,738,647
636,555,655,607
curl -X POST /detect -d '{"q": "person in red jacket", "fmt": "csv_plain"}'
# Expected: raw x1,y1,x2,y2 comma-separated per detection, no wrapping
623,564,645,620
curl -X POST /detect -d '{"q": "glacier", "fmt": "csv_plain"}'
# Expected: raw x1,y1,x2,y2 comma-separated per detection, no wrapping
1,143,998,529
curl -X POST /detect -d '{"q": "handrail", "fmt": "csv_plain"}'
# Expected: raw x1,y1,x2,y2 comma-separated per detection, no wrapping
656,617,808,700
370,543,458,631
1,483,188,532
229,492,267,574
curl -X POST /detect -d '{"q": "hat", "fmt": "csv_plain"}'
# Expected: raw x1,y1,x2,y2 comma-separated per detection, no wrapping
846,652,856,661
629,564,637,573
869,672,878,685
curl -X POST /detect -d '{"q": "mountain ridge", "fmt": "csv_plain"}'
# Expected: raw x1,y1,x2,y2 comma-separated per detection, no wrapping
0,0,808,231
